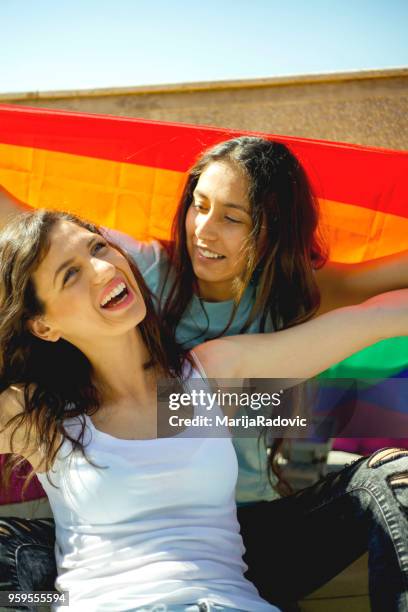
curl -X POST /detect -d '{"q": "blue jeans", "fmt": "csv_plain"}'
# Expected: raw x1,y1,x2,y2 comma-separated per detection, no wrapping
0,447,407,611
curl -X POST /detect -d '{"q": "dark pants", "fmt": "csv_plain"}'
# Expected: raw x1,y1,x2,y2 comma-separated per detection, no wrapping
1,448,408,611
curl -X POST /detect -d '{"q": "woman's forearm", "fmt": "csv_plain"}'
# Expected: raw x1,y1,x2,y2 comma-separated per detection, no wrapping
198,290,408,380
317,253,408,314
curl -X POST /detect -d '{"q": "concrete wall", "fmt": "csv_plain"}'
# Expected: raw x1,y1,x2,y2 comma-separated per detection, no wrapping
1,69,407,150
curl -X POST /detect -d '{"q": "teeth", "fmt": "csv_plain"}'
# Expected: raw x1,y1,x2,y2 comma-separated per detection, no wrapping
100,282,126,307
199,248,224,259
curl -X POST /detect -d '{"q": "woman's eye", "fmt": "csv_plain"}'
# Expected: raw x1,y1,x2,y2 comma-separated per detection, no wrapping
193,202,207,212
225,216,242,224
92,241,108,254
63,267,79,286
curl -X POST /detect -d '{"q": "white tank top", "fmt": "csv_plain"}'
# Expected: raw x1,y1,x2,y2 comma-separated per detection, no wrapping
37,361,277,612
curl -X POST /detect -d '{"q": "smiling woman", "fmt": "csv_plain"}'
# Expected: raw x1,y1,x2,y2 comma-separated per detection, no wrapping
186,161,254,301
163,137,324,349
29,220,145,346
1,208,408,610
0,211,185,461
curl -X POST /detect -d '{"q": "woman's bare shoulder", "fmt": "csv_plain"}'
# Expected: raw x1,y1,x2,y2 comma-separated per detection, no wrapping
0,384,35,455
0,384,25,416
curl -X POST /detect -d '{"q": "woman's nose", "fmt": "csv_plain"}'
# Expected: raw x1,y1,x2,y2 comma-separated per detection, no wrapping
90,257,115,285
195,213,217,242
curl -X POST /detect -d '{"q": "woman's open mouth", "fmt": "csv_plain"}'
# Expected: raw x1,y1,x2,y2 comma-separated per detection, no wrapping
196,246,225,261
100,280,134,311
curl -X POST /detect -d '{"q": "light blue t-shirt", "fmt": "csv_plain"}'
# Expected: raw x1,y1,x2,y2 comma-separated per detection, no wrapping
107,230,279,504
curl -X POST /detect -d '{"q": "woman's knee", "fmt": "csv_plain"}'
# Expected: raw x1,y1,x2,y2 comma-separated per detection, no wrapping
367,447,408,471
0,519,21,588
0,517,56,591
362,447,408,510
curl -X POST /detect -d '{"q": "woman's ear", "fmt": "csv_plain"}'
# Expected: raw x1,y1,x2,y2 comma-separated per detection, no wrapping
28,317,61,342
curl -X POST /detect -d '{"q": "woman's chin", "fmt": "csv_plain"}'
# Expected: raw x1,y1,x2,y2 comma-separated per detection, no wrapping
126,303,147,329
101,301,147,336
193,260,224,283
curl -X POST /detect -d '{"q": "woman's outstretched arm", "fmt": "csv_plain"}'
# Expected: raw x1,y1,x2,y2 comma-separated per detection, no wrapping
316,255,408,314
195,289,408,380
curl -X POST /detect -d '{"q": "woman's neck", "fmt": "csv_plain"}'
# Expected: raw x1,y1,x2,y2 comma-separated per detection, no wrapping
76,328,157,405
197,279,235,302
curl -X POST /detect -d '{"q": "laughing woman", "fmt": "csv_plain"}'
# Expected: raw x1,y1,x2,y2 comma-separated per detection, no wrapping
1,210,408,611
1,138,408,611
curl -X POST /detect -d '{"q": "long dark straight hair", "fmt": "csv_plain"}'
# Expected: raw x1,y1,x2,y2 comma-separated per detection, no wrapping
0,210,188,493
161,136,328,494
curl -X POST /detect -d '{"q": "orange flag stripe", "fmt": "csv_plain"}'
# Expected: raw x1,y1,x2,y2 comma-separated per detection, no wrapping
0,142,183,241
1,141,408,262
320,199,408,262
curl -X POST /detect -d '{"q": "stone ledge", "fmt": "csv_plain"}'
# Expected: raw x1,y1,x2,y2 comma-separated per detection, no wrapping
1,68,406,101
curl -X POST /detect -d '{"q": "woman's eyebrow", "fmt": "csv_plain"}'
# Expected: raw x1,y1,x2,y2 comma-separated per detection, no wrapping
192,189,207,199
193,190,250,215
224,203,251,215
53,236,97,286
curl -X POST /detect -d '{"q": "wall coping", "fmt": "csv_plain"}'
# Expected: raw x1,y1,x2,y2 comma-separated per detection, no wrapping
1,68,407,102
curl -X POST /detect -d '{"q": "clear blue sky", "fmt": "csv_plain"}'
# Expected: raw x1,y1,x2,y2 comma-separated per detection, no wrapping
1,0,407,94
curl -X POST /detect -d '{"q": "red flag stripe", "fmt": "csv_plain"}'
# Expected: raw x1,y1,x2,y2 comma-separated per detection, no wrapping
0,104,407,215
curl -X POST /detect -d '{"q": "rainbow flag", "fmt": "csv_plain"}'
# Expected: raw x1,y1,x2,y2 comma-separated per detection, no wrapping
1,103,408,440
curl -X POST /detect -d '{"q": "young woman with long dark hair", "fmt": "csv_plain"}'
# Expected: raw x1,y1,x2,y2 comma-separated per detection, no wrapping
0,138,408,610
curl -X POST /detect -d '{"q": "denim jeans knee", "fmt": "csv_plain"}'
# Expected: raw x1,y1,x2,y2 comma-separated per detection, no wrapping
0,517,56,611
346,447,408,611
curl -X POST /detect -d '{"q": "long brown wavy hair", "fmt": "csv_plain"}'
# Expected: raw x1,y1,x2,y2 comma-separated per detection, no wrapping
161,136,328,495
0,210,187,494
